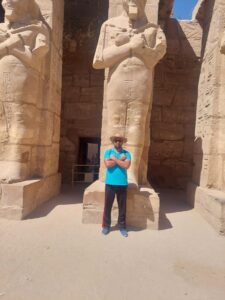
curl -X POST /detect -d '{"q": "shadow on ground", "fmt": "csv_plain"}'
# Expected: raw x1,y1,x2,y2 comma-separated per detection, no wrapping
157,188,192,230
27,184,193,231
26,184,88,220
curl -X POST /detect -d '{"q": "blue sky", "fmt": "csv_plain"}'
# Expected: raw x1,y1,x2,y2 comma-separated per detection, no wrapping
173,0,198,20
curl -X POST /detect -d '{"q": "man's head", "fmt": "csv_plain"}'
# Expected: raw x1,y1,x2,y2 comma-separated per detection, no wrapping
110,134,127,150
122,0,147,21
2,0,40,23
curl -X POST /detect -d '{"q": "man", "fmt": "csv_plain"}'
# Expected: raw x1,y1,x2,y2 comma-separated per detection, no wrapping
102,134,131,237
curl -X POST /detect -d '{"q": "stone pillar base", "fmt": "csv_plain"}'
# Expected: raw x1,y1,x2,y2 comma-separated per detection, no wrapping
187,182,225,235
0,173,61,220
82,180,160,230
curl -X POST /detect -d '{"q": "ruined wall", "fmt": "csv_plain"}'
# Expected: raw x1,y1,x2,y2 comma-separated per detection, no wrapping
149,18,202,189
193,0,225,191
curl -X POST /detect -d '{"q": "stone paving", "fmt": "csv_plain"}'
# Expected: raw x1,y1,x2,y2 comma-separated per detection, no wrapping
0,185,225,300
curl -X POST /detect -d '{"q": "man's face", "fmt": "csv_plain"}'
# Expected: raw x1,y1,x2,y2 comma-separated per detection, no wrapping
123,0,146,21
2,0,29,21
113,138,124,149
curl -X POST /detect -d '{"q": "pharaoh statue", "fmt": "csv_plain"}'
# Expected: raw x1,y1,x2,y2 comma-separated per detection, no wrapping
0,0,49,183
93,0,166,186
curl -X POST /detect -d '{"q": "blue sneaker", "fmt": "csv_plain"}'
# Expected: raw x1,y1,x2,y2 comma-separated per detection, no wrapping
102,227,110,235
119,228,128,237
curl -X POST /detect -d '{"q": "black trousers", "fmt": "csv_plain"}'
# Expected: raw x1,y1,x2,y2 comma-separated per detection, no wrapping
102,184,127,229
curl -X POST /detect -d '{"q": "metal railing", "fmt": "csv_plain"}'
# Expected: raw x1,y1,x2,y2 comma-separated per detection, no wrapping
72,164,100,185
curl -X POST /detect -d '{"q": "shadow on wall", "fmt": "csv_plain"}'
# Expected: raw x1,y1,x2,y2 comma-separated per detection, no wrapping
149,18,201,190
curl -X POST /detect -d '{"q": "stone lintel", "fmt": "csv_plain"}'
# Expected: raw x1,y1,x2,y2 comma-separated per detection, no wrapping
0,173,61,220
82,180,160,230
187,182,225,235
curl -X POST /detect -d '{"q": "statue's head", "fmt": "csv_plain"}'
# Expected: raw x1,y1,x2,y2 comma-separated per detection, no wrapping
122,0,147,20
2,0,40,23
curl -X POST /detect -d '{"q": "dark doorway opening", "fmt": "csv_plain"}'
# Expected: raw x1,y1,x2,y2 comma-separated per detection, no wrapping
72,137,100,184
78,137,100,166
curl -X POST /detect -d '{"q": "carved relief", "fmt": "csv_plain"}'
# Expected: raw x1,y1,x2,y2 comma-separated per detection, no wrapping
93,0,166,185
0,0,49,182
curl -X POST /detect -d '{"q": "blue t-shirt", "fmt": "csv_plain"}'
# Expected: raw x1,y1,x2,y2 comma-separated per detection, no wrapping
104,148,131,186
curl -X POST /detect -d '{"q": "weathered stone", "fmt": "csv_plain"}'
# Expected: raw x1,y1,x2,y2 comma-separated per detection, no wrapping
151,124,185,141
83,180,160,230
0,173,61,220
187,183,225,235
150,141,184,159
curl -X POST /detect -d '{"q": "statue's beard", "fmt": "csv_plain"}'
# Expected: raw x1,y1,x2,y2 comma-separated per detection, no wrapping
128,6,138,20
4,10,17,21
123,1,146,20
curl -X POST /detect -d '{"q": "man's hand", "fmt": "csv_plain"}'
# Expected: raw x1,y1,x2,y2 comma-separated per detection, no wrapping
104,158,116,168
110,154,116,161
120,154,126,161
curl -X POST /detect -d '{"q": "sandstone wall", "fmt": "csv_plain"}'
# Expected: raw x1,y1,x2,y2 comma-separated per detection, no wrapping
60,0,108,183
193,0,225,191
149,18,202,189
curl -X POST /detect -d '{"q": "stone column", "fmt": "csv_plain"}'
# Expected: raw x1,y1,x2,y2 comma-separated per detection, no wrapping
187,0,225,235
83,0,164,230
0,0,64,219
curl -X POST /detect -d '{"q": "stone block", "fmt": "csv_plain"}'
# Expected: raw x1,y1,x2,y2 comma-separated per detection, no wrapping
151,106,162,122
150,140,184,159
151,123,185,141
82,180,160,230
0,173,61,220
153,87,176,106
187,182,225,235
162,107,196,124
38,111,54,146
31,144,60,178
64,103,100,120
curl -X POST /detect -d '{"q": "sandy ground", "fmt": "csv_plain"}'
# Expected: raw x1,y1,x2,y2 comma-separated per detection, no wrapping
0,185,225,300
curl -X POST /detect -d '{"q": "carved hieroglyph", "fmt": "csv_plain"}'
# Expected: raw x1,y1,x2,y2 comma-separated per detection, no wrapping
93,0,166,185
0,0,49,183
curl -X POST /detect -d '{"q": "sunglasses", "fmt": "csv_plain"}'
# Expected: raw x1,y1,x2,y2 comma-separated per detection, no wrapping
113,139,123,143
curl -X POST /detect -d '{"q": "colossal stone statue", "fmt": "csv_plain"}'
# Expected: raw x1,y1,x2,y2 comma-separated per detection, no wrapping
0,0,49,183
93,0,166,186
